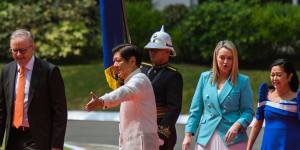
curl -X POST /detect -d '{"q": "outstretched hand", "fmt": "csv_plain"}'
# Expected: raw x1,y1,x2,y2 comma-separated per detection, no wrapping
84,91,103,111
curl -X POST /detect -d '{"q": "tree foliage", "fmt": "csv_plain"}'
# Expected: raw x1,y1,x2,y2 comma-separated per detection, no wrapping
172,1,300,65
1,0,300,66
125,2,164,49
0,0,100,61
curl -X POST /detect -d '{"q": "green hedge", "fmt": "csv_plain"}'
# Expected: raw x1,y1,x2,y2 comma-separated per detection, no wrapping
1,1,300,66
126,2,164,50
171,1,300,66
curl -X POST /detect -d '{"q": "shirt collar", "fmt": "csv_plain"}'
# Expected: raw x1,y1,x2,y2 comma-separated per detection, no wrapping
153,63,168,69
17,56,35,71
124,68,141,83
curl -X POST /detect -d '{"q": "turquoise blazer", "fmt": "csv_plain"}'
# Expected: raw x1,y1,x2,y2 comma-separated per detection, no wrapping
185,71,253,146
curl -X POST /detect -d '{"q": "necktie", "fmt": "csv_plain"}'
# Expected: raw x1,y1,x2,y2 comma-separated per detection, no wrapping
13,66,26,128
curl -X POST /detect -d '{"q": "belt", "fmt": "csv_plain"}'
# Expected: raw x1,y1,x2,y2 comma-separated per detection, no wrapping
157,106,168,118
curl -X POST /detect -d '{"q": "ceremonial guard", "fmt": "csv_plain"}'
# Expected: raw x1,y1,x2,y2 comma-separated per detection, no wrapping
141,26,183,150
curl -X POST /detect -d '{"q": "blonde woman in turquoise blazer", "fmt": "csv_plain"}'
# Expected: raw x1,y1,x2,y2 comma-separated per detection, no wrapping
182,40,253,150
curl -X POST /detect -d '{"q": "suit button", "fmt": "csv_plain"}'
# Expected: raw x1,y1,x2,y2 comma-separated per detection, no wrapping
208,103,211,108
206,94,209,99
223,109,226,113
210,113,214,117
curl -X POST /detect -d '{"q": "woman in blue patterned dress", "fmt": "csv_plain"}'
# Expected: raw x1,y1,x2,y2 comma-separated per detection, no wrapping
246,59,300,150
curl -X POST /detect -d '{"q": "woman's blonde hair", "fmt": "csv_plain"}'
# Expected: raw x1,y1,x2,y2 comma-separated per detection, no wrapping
211,40,239,86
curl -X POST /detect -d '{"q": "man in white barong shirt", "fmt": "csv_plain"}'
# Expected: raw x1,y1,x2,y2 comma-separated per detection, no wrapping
85,44,159,150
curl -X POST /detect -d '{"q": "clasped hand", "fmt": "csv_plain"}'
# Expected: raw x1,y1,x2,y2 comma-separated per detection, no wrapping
84,91,104,111
224,122,241,144
182,133,193,150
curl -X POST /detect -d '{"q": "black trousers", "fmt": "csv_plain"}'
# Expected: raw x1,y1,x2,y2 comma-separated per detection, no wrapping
6,127,38,150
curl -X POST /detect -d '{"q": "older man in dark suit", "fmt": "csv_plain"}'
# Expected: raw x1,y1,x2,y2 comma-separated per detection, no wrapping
0,29,67,150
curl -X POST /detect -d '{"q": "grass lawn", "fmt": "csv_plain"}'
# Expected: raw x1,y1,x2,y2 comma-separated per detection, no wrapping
175,64,272,114
1,62,299,114
60,63,111,110
59,62,288,114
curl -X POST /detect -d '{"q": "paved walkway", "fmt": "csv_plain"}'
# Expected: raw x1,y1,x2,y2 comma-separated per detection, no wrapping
65,142,118,150
65,111,263,150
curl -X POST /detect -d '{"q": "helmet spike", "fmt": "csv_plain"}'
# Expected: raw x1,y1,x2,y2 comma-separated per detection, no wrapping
160,25,165,32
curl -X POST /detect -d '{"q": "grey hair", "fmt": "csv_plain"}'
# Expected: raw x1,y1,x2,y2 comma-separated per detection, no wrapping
10,29,34,42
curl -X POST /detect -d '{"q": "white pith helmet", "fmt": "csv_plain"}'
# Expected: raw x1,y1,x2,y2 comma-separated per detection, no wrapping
144,25,176,57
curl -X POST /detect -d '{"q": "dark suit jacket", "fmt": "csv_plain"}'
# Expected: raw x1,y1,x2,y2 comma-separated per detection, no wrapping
141,63,183,149
0,57,67,149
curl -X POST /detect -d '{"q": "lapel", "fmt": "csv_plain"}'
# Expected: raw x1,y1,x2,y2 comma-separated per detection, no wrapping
28,58,41,106
7,62,17,111
206,79,222,112
218,79,233,104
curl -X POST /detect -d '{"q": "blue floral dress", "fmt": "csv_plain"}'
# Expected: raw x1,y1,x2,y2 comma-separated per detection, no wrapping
256,83,300,150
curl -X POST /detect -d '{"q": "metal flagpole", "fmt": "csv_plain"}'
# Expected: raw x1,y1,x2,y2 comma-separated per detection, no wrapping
120,0,132,44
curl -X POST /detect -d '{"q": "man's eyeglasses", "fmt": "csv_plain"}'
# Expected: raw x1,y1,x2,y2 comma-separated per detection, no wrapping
9,45,32,54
